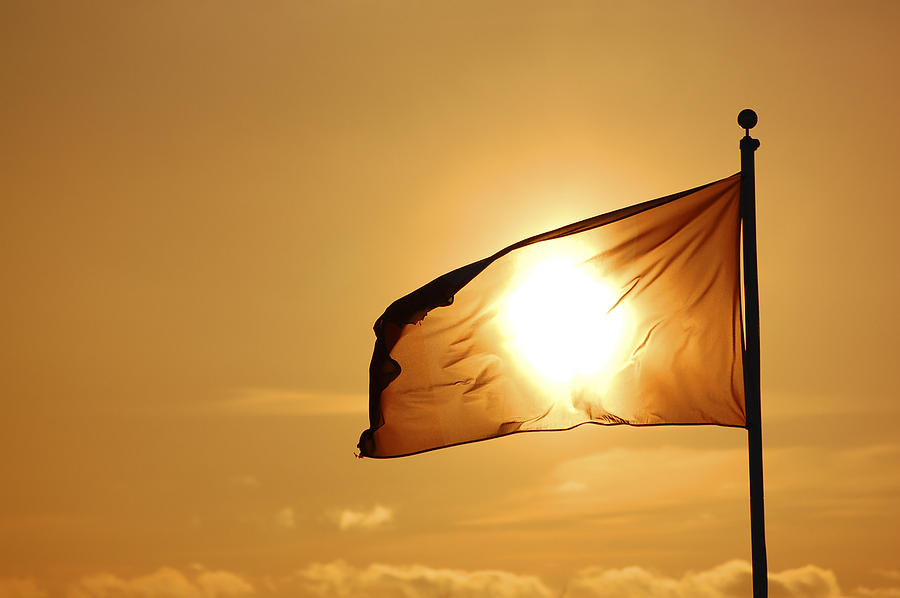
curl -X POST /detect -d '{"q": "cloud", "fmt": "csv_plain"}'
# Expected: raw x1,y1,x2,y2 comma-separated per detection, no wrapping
463,441,900,529
282,560,855,598
564,560,843,598
856,571,900,598
0,578,48,598
553,446,746,505
11,561,900,598
68,568,203,598
216,389,367,416
287,561,553,598
556,481,587,493
462,446,746,527
229,475,260,489
769,565,843,598
66,567,253,598
335,505,393,531
760,443,900,522
194,571,254,598
275,507,295,529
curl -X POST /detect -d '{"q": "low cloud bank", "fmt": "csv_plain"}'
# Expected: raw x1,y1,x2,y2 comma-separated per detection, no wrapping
288,561,551,598
62,567,253,598
2,559,892,598
565,560,841,598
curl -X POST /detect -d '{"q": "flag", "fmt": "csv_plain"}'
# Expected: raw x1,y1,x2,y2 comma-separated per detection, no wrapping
358,174,745,458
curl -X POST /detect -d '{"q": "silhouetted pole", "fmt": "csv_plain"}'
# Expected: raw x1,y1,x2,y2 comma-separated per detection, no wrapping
739,108,767,598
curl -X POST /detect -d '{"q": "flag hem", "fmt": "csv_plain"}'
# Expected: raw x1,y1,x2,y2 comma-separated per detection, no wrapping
360,420,748,459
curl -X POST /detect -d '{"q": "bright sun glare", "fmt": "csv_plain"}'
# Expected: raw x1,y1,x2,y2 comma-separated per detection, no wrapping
503,256,625,384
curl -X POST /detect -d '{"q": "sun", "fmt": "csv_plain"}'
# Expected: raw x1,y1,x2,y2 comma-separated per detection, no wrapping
501,254,626,385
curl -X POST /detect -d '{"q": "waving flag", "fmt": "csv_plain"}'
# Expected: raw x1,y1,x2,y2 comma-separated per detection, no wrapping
359,174,745,458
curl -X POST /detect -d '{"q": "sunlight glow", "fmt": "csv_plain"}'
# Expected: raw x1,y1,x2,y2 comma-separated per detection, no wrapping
502,255,626,385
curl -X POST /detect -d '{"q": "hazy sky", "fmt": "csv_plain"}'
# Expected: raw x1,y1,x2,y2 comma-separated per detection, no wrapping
2,2,899,597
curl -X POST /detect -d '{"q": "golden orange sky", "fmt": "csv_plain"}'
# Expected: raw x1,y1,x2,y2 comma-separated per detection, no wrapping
2,2,899,597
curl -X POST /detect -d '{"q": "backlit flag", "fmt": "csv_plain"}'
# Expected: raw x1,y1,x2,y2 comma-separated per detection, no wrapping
359,174,745,458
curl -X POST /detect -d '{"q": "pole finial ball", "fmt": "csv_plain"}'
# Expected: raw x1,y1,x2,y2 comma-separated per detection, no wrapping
738,109,758,130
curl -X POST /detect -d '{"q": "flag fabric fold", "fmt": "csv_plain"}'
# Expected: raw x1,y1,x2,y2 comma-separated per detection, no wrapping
359,174,745,458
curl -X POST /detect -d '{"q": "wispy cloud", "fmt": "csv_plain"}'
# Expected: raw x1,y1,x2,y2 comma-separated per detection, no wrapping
461,442,900,528
855,588,900,598
333,504,393,531
555,481,587,493
762,390,900,419
461,446,746,527
228,475,260,489
274,507,295,529
216,389,367,416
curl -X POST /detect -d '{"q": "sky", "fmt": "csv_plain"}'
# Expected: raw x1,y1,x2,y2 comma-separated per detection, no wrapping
1,1,899,597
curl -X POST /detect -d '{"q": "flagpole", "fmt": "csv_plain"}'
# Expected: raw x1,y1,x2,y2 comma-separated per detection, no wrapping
738,109,767,598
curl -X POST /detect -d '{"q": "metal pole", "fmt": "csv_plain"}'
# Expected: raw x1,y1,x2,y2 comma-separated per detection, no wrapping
738,108,767,598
